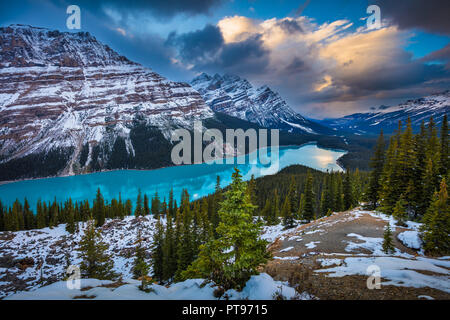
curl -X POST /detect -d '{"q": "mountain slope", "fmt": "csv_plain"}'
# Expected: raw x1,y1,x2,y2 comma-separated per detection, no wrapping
0,25,214,181
191,73,333,135
318,91,450,135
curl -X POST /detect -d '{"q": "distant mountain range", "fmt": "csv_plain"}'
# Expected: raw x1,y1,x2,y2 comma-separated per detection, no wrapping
318,91,450,135
191,73,333,135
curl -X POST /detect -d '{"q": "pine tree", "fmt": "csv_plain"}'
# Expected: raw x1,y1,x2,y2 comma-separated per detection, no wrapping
151,191,161,219
246,175,258,214
23,198,34,230
168,188,175,219
133,228,150,289
144,194,150,216
211,176,222,236
175,190,194,280
380,136,400,214
162,213,177,281
182,168,270,291
367,130,385,208
261,198,272,223
382,225,395,254
392,196,407,226
288,177,299,218
36,199,46,229
412,122,428,217
420,178,450,256
303,171,315,222
281,195,294,229
334,174,343,212
151,217,166,282
77,218,116,280
320,174,333,216
343,169,354,210
93,188,106,227
65,201,75,234
440,114,449,176
134,189,144,217
125,199,132,216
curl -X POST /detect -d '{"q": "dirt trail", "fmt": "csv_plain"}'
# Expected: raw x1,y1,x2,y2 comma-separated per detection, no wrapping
264,208,450,300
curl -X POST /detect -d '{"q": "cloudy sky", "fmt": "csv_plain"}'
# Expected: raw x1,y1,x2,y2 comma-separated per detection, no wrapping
1,0,449,118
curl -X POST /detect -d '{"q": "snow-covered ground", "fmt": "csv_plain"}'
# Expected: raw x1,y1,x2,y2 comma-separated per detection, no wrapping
5,273,314,300
311,209,450,293
0,216,158,299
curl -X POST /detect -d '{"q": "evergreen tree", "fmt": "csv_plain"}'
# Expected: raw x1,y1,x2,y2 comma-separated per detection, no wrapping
440,114,449,176
23,199,34,230
367,130,385,208
211,176,222,236
288,177,299,217
343,169,354,210
303,171,315,222
168,188,175,219
246,175,258,214
382,225,395,254
151,191,161,219
392,196,408,226
182,168,270,290
36,199,46,229
144,194,150,216
281,195,294,229
421,178,450,256
77,218,116,280
125,199,132,216
334,174,344,212
134,189,144,217
93,188,106,227
65,200,75,234
162,213,177,281
133,228,150,289
175,190,194,280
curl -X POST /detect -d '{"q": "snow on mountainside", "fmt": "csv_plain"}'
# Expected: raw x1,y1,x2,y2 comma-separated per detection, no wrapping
0,25,214,181
319,91,450,135
191,73,331,135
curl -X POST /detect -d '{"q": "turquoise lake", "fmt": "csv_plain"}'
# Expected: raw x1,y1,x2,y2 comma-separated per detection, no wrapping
0,143,345,210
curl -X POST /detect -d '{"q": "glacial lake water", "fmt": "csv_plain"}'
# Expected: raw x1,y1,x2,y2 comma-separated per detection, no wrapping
0,143,345,210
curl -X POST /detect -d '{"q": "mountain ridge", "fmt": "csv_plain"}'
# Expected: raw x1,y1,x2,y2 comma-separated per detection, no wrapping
191,72,334,135
318,91,450,135
0,24,214,181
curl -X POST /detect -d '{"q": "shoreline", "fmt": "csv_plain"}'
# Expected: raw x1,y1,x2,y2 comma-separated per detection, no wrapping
0,142,347,187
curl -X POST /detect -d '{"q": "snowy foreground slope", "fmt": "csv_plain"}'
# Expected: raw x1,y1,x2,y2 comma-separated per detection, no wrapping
5,274,312,300
266,209,450,299
1,208,449,300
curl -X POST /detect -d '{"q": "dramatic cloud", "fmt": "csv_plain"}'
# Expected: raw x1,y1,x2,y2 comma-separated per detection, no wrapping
374,0,450,35
167,24,269,75
169,14,450,117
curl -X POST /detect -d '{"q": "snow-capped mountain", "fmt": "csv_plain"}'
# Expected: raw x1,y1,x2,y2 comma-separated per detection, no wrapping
319,91,450,135
191,73,331,135
0,25,214,181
